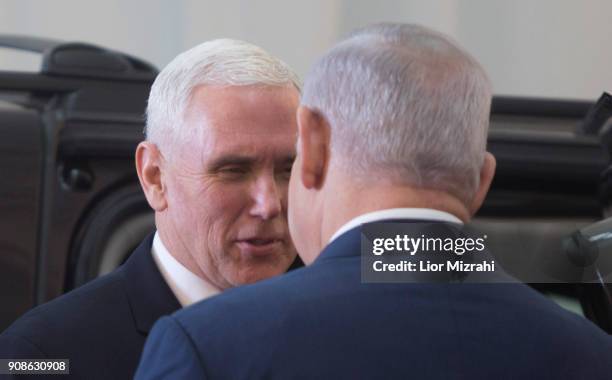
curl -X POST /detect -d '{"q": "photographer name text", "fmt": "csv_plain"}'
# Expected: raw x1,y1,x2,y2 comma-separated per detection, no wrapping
371,234,495,273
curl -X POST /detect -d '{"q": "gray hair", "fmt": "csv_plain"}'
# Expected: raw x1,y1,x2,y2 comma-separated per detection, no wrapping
145,38,301,154
301,23,492,204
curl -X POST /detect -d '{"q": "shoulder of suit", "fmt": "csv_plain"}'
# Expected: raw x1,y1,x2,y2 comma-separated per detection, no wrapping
173,264,333,333
0,331,47,358
0,268,128,348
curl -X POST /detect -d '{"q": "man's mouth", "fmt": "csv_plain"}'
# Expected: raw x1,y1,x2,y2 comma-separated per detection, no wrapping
236,238,283,256
247,238,276,245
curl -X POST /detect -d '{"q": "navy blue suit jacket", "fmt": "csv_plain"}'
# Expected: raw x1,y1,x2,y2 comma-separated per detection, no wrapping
136,223,612,379
0,233,181,379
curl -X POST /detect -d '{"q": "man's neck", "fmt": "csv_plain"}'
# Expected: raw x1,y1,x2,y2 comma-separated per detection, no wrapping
319,182,470,252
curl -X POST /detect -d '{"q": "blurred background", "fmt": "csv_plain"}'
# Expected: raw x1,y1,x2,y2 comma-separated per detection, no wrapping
0,0,611,99
3,0,612,332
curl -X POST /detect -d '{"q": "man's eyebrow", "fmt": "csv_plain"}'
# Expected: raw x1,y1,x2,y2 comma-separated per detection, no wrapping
207,155,255,170
208,153,297,170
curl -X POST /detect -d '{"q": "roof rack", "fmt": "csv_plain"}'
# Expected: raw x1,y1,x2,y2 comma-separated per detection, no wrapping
0,35,158,81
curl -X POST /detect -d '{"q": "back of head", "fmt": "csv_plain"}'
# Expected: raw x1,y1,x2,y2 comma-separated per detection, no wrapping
301,23,492,204
145,38,301,156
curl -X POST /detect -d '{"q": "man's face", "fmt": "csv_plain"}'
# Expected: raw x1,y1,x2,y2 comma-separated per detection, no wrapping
160,85,299,289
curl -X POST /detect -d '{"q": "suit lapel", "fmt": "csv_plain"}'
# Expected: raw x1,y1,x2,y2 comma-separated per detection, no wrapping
121,232,181,334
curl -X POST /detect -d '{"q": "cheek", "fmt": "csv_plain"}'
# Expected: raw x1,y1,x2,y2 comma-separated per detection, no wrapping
288,172,298,223
288,173,307,249
171,181,243,237
196,184,251,238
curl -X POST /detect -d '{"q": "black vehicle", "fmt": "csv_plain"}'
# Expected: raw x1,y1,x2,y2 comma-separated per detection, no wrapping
0,36,610,332
0,36,156,330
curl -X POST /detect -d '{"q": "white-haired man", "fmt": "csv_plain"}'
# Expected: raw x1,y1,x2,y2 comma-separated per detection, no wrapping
0,39,300,379
137,23,612,379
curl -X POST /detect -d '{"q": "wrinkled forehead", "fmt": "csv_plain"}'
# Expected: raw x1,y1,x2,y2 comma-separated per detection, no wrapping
169,126,297,171
174,132,295,173
185,84,299,131
180,85,299,163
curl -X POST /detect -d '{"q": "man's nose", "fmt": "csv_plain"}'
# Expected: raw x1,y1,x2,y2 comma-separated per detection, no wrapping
250,175,282,220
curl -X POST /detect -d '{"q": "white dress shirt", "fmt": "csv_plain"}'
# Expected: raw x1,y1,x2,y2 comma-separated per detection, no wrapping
151,232,220,307
329,207,463,243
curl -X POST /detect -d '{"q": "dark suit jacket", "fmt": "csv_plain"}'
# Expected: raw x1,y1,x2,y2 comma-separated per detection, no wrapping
0,233,181,379
136,222,612,380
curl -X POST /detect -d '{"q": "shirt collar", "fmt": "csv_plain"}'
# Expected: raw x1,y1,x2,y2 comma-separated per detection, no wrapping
329,208,463,243
151,232,220,307
121,232,181,334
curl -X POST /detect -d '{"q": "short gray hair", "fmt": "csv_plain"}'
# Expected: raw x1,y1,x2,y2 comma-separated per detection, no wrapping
146,39,301,154
301,23,492,204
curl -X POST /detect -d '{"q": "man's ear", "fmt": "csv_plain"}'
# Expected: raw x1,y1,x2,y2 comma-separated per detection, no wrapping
296,106,330,190
469,152,496,215
135,142,167,211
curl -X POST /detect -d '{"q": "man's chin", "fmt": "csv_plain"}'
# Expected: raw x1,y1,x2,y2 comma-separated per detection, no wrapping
230,260,294,286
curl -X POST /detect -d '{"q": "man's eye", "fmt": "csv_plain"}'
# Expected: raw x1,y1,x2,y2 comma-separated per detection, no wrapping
219,167,248,175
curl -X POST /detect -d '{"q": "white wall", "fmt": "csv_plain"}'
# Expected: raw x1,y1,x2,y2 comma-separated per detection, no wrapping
0,0,610,100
